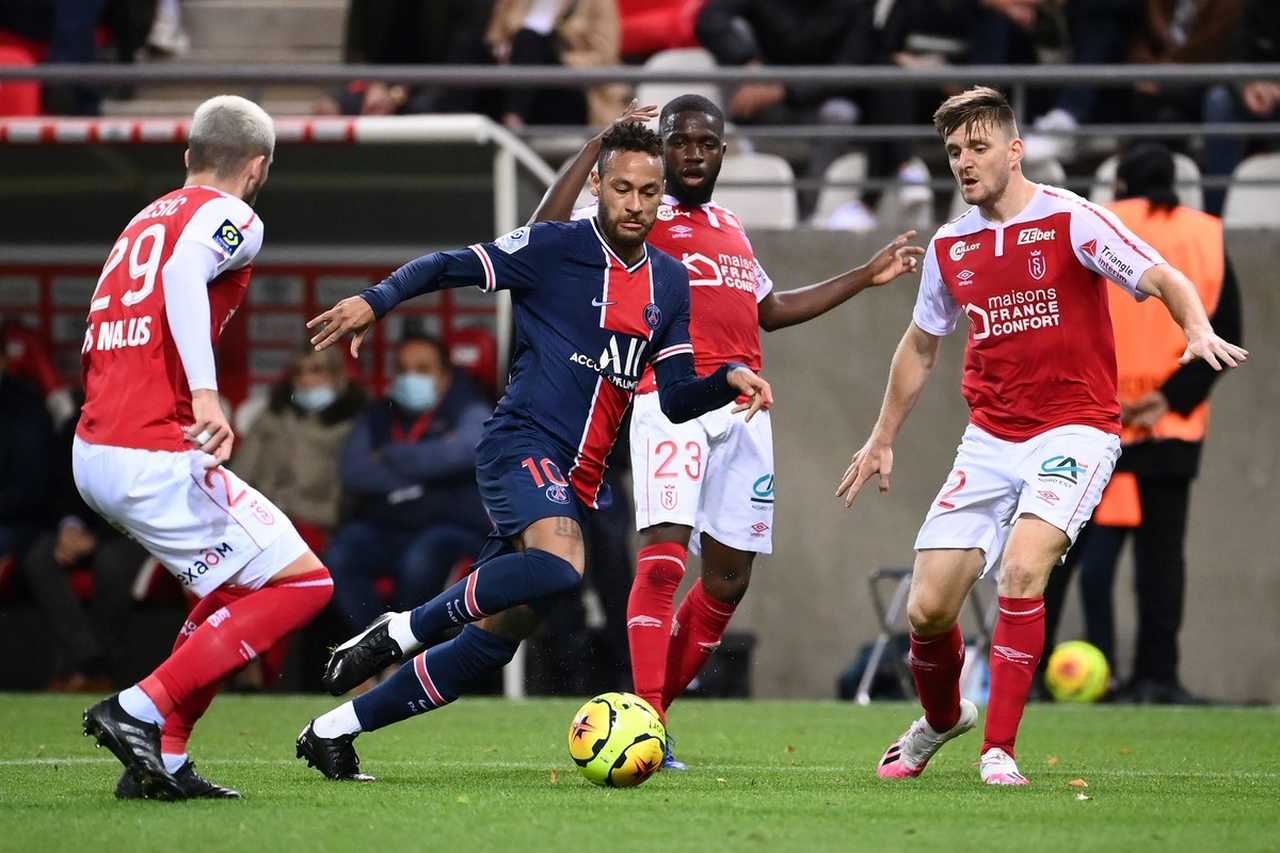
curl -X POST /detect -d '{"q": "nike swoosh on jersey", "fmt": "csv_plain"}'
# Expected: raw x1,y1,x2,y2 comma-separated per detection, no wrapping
591,297,617,307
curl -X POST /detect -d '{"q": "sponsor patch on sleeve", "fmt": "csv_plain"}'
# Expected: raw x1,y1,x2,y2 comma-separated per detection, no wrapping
494,227,530,254
213,219,244,255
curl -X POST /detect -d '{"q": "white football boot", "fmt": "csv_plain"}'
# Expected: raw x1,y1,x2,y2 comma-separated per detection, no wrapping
876,699,978,779
980,747,1030,785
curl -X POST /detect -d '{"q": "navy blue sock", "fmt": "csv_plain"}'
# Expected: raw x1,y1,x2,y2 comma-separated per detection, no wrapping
352,625,519,732
407,548,580,642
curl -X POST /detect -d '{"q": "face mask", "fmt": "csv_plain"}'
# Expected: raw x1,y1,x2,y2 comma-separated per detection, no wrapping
390,372,438,412
293,384,337,412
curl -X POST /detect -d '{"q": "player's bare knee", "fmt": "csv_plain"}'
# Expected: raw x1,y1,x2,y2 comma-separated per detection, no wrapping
702,568,750,604
996,556,1051,598
638,523,693,549
907,595,960,636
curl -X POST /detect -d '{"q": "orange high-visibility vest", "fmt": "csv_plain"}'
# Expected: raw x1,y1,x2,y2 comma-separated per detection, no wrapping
1091,200,1224,528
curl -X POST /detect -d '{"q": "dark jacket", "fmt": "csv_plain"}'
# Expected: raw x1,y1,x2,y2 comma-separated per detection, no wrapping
1116,256,1243,481
340,374,490,532
1234,0,1280,63
0,374,53,527
695,0,873,105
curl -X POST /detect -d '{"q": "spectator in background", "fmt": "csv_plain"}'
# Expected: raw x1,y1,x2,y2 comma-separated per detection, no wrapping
1023,0,1148,164
0,350,53,576
22,396,148,691
1039,144,1244,704
618,0,704,61
485,0,628,128
233,345,367,552
1201,0,1280,215
1128,0,1243,127
0,0,156,115
696,0,930,225
3,320,75,427
314,0,497,117
326,335,490,634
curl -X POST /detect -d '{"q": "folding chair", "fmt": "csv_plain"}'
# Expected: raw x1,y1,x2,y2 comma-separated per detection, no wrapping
854,567,996,705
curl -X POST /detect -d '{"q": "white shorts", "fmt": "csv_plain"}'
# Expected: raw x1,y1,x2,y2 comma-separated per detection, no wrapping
630,391,774,555
914,422,1120,577
72,436,308,598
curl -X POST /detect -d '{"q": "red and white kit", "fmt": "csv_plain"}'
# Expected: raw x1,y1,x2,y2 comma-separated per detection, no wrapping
73,186,307,597
912,184,1166,572
581,196,775,552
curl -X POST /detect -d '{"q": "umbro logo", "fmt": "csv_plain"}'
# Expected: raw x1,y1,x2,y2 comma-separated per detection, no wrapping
698,641,721,653
591,297,616,307
956,269,975,286
628,615,662,630
992,644,1035,664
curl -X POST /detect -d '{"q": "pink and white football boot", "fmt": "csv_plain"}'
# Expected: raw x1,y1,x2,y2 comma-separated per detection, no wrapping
979,747,1030,785
876,699,978,779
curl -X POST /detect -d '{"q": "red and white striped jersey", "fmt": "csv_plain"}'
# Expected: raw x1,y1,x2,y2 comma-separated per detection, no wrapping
77,186,264,451
913,184,1166,442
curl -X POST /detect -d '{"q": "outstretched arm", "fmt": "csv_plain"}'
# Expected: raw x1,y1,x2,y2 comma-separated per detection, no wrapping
653,353,772,424
529,100,658,224
1137,264,1248,371
835,322,941,507
757,231,924,331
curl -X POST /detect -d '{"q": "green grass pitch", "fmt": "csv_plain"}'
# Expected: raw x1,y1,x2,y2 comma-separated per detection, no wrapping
1,694,1276,852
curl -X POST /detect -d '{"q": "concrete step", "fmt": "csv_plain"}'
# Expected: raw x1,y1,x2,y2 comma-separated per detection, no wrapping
181,0,345,53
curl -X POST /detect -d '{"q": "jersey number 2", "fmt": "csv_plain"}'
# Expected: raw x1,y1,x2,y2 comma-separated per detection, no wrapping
89,223,166,314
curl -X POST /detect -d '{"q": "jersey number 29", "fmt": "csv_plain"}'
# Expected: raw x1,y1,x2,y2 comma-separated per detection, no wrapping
88,223,167,314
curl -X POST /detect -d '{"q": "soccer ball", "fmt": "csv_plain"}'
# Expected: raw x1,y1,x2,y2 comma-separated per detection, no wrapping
567,692,666,787
1045,641,1110,703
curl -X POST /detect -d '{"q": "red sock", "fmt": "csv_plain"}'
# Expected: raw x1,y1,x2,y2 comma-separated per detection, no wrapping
982,596,1046,757
626,543,687,721
909,624,965,732
140,569,333,724
662,580,736,710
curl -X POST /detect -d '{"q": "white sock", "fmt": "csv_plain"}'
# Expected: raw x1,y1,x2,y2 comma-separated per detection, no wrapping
387,611,421,655
118,686,165,726
313,702,362,739
162,752,188,774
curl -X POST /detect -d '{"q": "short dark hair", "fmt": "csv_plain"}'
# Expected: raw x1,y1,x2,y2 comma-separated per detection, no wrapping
396,333,450,371
1116,143,1179,212
933,86,1018,140
597,121,663,175
659,94,725,132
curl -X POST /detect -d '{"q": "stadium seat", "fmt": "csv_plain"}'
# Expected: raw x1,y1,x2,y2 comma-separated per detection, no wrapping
0,44,40,116
635,48,722,120
447,326,499,396
714,153,798,229
1089,153,1204,211
947,158,1066,220
1222,153,1280,227
808,152,869,227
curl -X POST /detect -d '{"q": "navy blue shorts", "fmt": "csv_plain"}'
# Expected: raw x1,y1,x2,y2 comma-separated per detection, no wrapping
474,430,586,562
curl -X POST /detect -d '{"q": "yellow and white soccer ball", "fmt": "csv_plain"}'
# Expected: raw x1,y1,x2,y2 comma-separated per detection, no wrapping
1045,641,1110,703
567,691,666,787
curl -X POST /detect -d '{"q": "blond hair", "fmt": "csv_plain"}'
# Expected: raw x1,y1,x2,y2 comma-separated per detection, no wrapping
932,86,1018,140
188,95,275,177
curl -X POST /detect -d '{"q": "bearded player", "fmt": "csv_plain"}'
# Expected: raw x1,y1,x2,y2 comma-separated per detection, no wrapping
295,122,771,782
532,96,923,769
78,95,335,800
837,87,1247,785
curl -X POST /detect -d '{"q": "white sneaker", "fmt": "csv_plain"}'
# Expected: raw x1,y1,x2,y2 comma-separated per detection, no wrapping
876,699,978,779
980,747,1030,785
1023,108,1078,164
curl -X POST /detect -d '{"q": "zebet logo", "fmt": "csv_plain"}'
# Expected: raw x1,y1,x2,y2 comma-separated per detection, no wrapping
1038,455,1088,485
570,335,648,391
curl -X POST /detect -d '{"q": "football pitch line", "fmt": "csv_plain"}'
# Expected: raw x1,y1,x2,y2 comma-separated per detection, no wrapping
4,756,1280,781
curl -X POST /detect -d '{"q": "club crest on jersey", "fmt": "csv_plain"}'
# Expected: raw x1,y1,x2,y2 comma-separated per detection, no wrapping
644,303,662,329
495,227,530,254
1028,250,1047,281
213,219,243,255
661,485,678,510
545,483,570,505
949,240,981,261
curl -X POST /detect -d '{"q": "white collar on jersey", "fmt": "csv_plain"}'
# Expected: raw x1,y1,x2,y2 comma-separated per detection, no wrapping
967,183,1046,230
589,214,649,273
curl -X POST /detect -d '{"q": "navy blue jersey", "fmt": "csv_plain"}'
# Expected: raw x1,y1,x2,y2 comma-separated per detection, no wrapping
361,217,742,509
